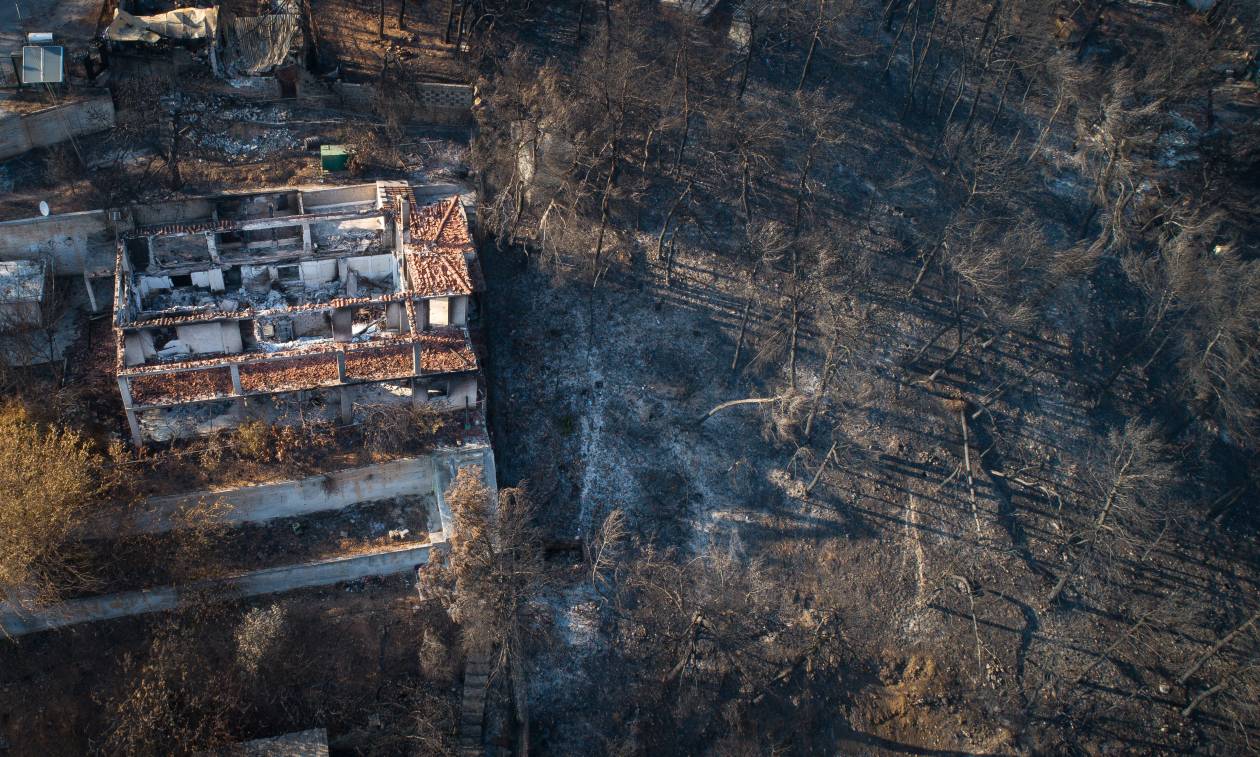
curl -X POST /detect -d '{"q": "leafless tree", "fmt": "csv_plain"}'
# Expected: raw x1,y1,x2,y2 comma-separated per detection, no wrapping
1047,419,1177,605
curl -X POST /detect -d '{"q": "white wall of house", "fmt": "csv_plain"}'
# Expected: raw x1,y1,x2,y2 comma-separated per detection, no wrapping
176,322,243,354
190,269,226,292
300,259,338,287
137,275,173,297
124,331,157,366
344,254,394,280
428,297,449,327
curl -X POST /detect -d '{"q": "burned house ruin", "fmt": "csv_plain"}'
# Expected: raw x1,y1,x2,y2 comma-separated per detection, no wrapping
112,182,485,444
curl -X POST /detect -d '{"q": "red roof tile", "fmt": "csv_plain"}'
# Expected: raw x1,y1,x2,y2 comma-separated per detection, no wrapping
239,355,340,393
346,345,414,381
405,251,474,297
417,328,477,373
410,197,472,253
129,368,233,405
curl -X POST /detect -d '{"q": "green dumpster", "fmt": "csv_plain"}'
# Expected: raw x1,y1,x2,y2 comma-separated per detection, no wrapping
320,145,351,172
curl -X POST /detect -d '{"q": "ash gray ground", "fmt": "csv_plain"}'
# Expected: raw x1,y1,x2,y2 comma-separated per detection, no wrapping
484,254,791,545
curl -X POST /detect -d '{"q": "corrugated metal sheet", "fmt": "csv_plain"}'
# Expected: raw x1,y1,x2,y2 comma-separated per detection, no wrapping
222,12,300,75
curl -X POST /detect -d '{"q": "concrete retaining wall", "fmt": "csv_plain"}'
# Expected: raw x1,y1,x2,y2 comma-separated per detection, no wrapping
0,542,436,637
0,95,117,160
123,444,494,535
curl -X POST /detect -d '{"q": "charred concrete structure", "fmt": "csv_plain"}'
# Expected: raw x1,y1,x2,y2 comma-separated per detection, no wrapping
0,259,52,331
112,182,485,444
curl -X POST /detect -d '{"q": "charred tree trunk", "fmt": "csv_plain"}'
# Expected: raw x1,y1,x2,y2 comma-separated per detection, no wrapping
798,0,824,92
1178,608,1260,685
444,0,458,43
737,15,757,100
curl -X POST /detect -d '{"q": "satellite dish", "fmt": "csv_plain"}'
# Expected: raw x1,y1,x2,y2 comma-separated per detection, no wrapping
39,201,50,217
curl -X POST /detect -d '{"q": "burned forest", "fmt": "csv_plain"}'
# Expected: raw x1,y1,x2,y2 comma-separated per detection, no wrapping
1,0,1260,754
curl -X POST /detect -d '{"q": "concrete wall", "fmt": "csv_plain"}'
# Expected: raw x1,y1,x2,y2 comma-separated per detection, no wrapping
300,258,338,286
331,81,375,111
300,184,378,210
130,445,494,535
429,297,449,326
3,447,498,635
432,375,477,411
344,253,394,279
0,542,437,636
132,198,216,226
175,321,242,354
323,81,473,125
0,95,116,160
0,210,114,276
408,82,474,125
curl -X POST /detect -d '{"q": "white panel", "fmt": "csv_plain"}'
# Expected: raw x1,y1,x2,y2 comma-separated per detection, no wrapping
138,275,173,297
176,323,225,354
300,259,338,287
124,333,153,366
220,321,243,354
21,46,63,84
345,254,394,279
450,295,467,326
428,297,449,327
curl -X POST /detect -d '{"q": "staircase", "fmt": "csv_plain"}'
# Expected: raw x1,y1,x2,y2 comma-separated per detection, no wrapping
458,652,492,756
